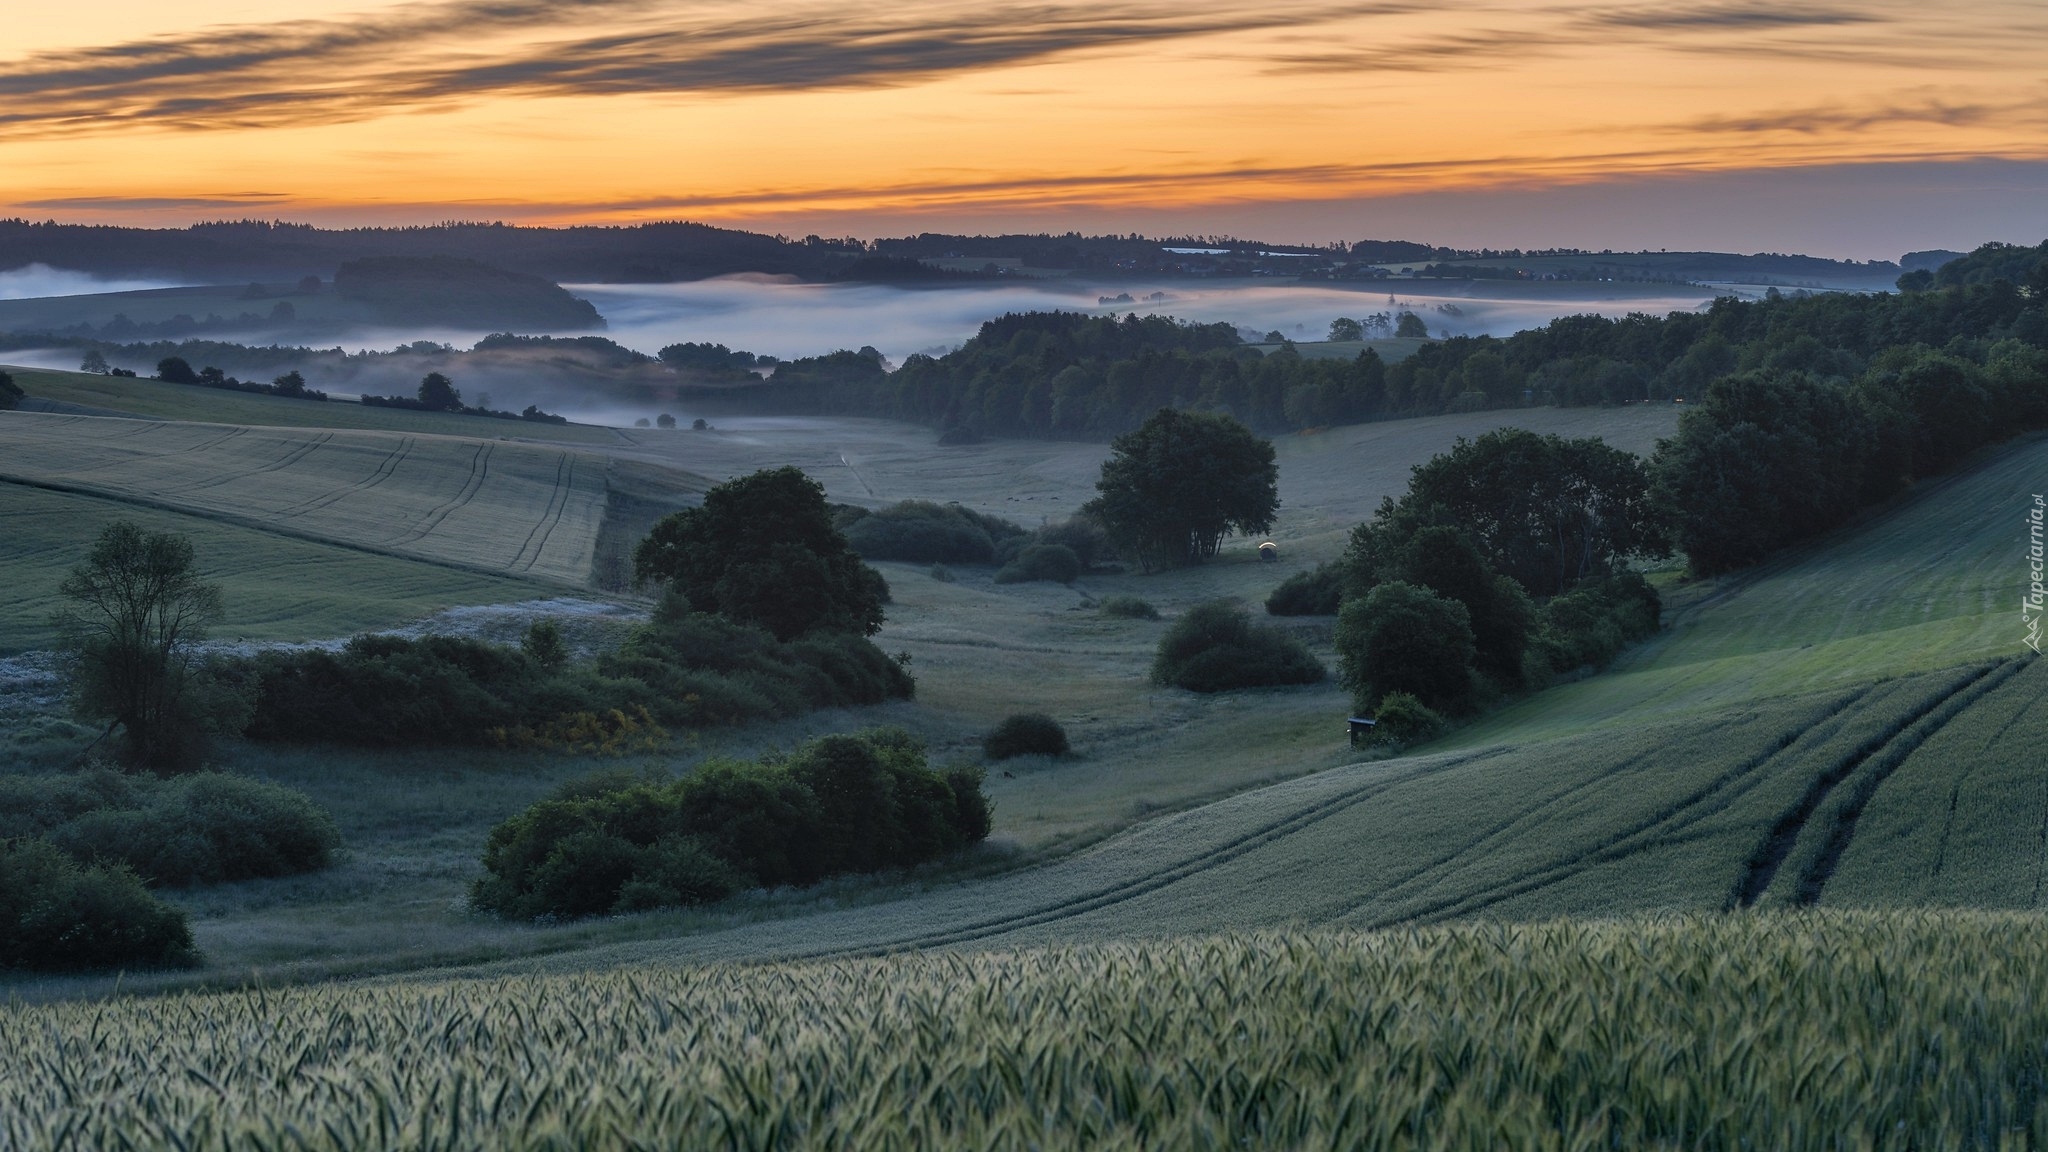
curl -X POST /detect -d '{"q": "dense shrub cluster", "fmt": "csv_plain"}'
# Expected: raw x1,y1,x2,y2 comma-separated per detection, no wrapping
839,501,1026,563
0,769,339,887
983,713,1070,760
995,543,1082,584
1152,602,1327,693
0,839,196,972
472,729,992,919
1098,595,1159,620
1265,563,1346,616
240,610,913,747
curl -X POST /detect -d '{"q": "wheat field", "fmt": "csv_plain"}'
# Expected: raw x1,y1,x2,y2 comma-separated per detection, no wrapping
6,914,2047,1150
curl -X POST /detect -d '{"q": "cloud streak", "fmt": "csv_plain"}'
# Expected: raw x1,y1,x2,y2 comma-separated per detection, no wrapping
0,0,1408,139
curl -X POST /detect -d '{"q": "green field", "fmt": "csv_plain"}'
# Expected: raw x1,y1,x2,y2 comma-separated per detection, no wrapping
0,484,549,652
0,412,636,587
5,365,621,444
8,913,2048,1150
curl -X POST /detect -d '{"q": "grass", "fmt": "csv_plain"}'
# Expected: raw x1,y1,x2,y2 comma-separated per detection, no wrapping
0,410,653,587
0,483,547,652
5,365,621,444
8,913,2048,1149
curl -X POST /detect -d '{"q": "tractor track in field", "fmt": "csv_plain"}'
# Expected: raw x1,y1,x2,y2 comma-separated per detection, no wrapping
392,442,493,547
155,431,334,498
1729,661,2005,908
1794,658,2025,905
271,436,414,520
1930,679,2033,880
1341,687,1879,928
767,749,1515,963
511,453,575,573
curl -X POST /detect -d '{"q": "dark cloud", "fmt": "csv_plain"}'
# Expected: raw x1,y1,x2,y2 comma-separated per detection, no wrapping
1585,3,1879,31
0,0,1407,139
19,194,293,209
1674,93,2048,136
1265,29,1574,73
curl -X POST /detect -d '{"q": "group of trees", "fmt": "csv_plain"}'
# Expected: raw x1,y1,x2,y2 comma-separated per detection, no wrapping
155,356,328,401
360,372,567,424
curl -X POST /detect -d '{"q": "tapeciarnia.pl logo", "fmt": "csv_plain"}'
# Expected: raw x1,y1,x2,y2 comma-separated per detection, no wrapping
2027,494,2044,654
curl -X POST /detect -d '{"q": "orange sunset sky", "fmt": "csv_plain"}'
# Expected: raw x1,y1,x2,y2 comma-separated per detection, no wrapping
2,0,2045,255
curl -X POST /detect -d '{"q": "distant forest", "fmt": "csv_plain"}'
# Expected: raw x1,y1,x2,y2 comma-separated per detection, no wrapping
0,218,1903,286
671,240,2046,440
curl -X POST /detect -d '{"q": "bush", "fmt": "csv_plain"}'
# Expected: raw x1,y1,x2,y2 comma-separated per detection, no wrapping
1335,582,1476,713
995,543,1082,584
984,713,1070,760
1099,595,1159,620
1151,601,1327,693
1365,691,1444,746
473,728,992,920
1265,563,1345,616
0,839,196,972
1529,571,1661,676
842,501,1025,564
0,769,340,887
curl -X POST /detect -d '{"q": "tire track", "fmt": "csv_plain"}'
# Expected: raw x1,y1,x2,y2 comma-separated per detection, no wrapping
393,441,493,546
1796,658,2024,905
271,436,413,520
156,431,333,497
769,749,1514,963
1929,680,2032,879
1348,691,1874,923
511,452,573,572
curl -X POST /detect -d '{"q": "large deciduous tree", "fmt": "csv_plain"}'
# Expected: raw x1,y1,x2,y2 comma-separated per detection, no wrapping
633,466,886,641
1082,408,1279,571
53,522,229,770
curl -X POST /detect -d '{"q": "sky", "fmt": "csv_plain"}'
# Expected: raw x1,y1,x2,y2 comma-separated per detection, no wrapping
1,0,2045,257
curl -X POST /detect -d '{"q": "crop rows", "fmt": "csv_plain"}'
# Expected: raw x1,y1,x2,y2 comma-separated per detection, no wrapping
0,413,624,584
8,913,2048,1149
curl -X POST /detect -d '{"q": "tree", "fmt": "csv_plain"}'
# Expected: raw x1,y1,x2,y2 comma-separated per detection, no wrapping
1395,311,1429,338
1082,408,1279,571
1327,317,1365,342
53,522,229,770
79,350,110,374
522,620,568,671
1393,429,1667,598
656,413,677,429
1335,581,1475,712
1392,525,1532,686
633,466,886,641
156,357,198,385
0,370,19,411
417,372,462,411
271,370,308,398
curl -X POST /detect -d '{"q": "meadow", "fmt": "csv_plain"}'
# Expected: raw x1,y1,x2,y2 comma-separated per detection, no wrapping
8,913,2048,1150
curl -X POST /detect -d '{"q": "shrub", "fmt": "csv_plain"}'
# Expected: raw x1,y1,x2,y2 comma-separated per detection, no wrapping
842,501,1025,564
1099,595,1159,620
1265,563,1345,616
1335,582,1476,713
984,713,1070,760
0,839,196,972
1365,691,1444,746
1530,571,1662,675
473,728,992,920
1151,601,1327,693
1033,517,1112,568
0,769,340,887
995,543,1082,584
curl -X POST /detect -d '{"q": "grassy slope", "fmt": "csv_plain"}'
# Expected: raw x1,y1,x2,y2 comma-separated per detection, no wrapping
8,914,2048,1149
0,483,546,652
0,412,620,587
5,365,621,444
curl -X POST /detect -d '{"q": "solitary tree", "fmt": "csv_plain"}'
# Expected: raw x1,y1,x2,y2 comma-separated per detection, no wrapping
1082,408,1278,571
417,372,462,411
1327,317,1365,342
271,370,309,398
79,350,110,374
156,357,199,384
634,466,886,641
656,413,677,429
54,522,227,769
1394,312,1429,339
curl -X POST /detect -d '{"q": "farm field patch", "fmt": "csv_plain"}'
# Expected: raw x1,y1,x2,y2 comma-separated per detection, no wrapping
5,365,621,444
0,484,545,652
8,913,2047,1150
0,411,678,587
